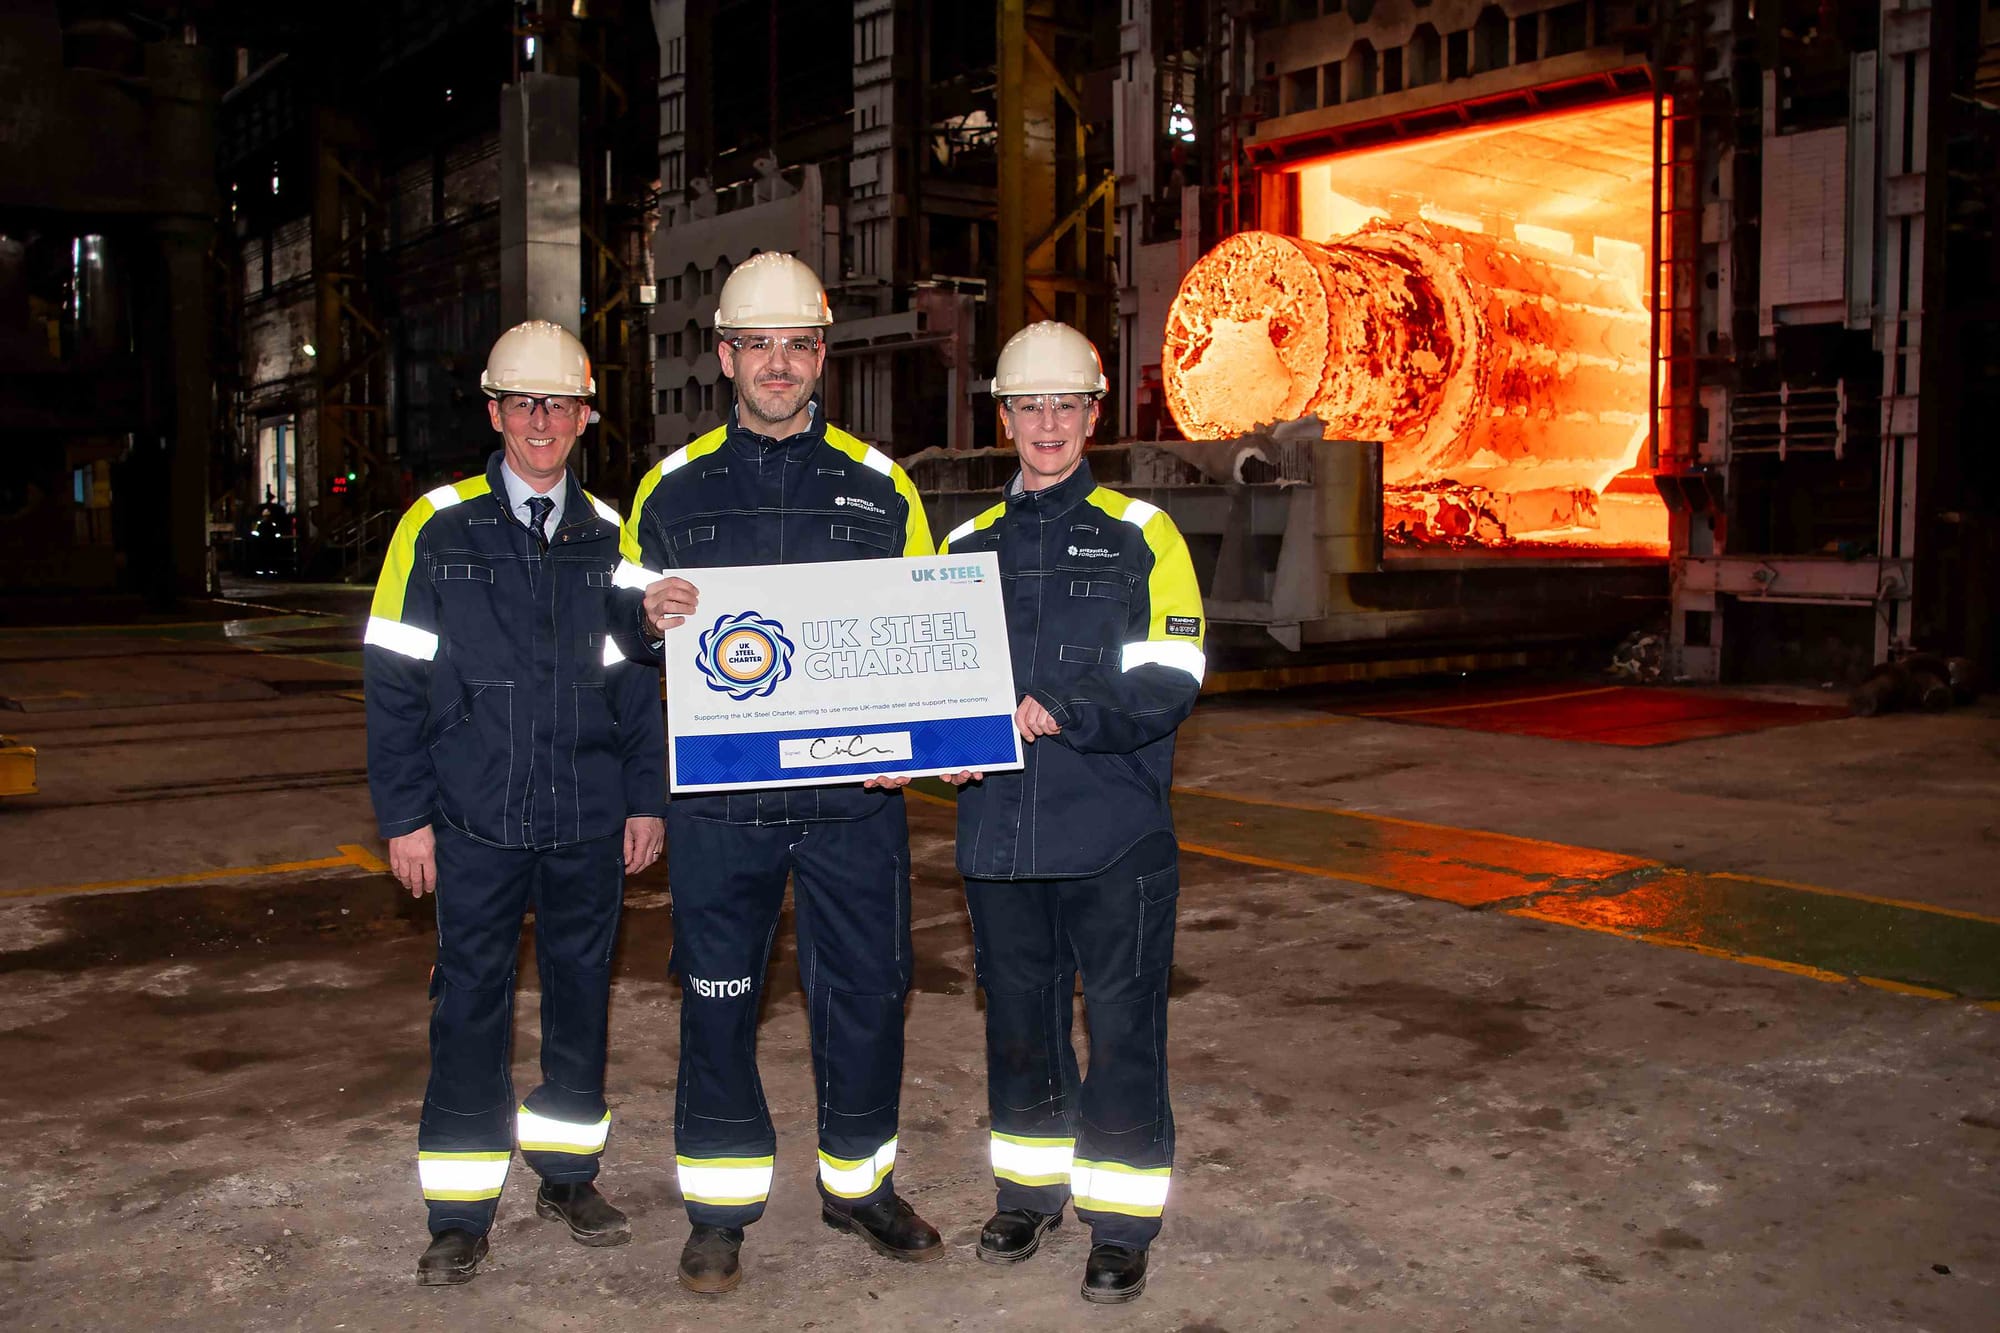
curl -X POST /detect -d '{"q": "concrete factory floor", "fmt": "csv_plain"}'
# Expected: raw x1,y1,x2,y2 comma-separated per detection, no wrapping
2,586,1997,1331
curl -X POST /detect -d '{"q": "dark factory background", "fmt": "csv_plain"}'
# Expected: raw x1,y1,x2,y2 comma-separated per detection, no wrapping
3,1,1997,687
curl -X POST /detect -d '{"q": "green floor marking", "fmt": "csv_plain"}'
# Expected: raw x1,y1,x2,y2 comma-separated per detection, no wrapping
1520,871,2000,1000
910,778,1996,1000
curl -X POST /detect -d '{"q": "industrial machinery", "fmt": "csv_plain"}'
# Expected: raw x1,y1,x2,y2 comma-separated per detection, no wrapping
1105,1,1997,683
1162,221,1659,551
0,737,38,799
648,2,1996,683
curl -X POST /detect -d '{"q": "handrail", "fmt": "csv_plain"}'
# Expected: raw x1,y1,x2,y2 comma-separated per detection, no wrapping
327,508,396,580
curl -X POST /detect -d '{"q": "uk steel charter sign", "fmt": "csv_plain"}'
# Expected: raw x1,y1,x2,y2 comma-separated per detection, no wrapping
660,553,1024,792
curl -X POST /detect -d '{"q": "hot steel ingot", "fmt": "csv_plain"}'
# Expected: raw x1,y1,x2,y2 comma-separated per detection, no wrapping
1161,225,1650,496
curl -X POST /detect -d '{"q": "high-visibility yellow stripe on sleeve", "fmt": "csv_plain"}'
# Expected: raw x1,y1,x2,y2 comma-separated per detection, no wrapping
625,428,728,564
818,1138,898,1200
369,477,492,625
418,1150,511,1202
676,1154,775,1208
516,1106,611,1155
1086,486,1206,683
991,1132,1074,1188
941,501,1005,555
891,462,934,556
369,500,440,626
824,426,933,556
1070,1158,1171,1218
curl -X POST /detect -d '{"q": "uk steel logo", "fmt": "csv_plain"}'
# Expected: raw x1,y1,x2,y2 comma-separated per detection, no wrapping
695,611,794,700
911,563,984,583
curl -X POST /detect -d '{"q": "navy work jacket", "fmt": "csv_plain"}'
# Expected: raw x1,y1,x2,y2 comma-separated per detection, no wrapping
364,451,666,850
620,404,934,825
941,459,1206,879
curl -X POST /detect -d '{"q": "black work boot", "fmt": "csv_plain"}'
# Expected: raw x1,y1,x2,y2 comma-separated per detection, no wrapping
535,1180,631,1247
821,1194,945,1261
1081,1242,1149,1304
678,1224,745,1294
976,1207,1061,1264
416,1228,489,1286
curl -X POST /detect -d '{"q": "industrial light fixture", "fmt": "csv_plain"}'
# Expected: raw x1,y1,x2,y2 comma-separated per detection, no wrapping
1168,103,1196,143
301,342,317,358
524,35,537,60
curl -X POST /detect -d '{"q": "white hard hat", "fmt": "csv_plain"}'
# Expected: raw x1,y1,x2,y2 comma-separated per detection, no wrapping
992,321,1107,398
481,320,595,397
714,252,833,330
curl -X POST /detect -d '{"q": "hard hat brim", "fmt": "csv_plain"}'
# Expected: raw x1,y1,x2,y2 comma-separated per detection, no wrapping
481,380,598,398
713,313,835,331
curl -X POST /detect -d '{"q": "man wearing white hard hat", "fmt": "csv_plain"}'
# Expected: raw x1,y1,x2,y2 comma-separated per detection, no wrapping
619,252,942,1293
364,319,666,1285
939,321,1206,1304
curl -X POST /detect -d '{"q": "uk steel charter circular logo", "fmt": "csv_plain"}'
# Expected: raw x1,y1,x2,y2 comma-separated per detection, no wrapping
695,610,794,700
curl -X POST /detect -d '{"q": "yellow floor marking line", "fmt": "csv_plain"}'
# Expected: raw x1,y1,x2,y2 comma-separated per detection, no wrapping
1173,840,1427,898
1359,685,1623,718
1705,871,2000,927
916,780,1651,884
915,779,1517,903
1180,784,1665,862
1506,907,1853,986
1858,976,1958,1000
338,843,391,873
0,849,374,902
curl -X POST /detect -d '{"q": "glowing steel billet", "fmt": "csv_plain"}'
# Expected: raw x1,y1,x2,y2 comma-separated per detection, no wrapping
1161,225,1650,494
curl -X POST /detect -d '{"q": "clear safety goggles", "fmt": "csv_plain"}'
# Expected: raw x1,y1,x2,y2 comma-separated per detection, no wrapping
1002,394,1093,421
498,394,585,420
725,334,823,358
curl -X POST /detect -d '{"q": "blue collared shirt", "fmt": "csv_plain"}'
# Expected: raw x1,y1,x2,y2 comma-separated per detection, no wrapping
499,460,566,535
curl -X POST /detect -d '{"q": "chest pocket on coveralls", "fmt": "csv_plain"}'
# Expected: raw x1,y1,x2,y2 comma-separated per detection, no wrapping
1063,573,1135,668
829,519,897,552
670,524,716,553
553,554,614,682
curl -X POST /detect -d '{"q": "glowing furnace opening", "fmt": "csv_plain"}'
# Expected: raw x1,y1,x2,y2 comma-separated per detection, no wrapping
1163,99,1666,553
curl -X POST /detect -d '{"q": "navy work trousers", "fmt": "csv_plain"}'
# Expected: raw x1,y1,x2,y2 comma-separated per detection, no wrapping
417,824,624,1236
666,799,913,1228
964,831,1179,1248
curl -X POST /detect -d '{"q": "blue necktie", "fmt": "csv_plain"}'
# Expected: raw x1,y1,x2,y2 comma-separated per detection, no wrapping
525,495,554,552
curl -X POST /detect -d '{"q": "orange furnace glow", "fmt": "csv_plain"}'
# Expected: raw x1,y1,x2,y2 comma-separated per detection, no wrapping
1163,99,1668,554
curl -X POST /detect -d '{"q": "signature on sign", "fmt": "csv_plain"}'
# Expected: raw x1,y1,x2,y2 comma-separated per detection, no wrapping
777,729,915,770
808,734,898,760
